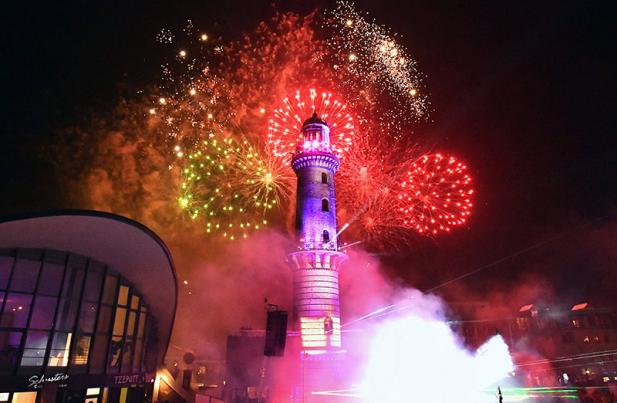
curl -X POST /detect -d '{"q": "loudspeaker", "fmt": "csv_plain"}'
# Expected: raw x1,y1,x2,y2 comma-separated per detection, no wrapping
182,369,192,389
264,310,288,356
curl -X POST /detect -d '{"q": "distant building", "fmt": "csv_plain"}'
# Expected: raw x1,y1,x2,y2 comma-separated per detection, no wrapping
0,211,178,403
453,301,617,386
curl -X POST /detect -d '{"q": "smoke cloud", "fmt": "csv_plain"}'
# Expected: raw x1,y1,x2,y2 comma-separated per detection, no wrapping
359,295,514,403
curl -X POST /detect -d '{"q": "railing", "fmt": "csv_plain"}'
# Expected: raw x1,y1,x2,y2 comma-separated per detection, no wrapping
299,241,341,252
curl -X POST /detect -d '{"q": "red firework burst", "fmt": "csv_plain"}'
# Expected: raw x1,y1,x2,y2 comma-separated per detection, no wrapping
335,135,422,249
267,88,356,160
399,153,474,235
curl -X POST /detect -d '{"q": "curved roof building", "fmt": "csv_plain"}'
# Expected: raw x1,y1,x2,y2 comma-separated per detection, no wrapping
0,210,178,403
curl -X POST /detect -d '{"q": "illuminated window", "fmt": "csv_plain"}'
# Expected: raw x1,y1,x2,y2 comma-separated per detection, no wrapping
323,231,330,244
131,295,140,310
119,388,128,403
11,392,36,403
117,285,129,306
48,332,72,366
0,392,9,402
109,303,127,371
322,199,329,212
71,334,91,365
321,172,328,184
101,388,109,403
113,308,127,336
324,316,333,335
86,388,100,396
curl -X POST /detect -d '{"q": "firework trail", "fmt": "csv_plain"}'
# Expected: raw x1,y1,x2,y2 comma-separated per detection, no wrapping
323,1,429,140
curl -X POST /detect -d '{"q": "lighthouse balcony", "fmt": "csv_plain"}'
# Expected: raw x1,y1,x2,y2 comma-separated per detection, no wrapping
291,151,340,172
288,250,347,271
300,240,339,251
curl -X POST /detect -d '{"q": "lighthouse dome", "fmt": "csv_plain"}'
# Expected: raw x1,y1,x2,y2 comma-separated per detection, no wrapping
302,112,328,127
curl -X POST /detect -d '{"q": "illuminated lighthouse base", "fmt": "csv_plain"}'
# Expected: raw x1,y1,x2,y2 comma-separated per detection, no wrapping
288,250,348,401
289,250,347,351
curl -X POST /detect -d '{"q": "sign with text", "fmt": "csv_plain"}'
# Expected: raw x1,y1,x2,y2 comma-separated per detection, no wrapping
0,372,154,392
27,373,69,389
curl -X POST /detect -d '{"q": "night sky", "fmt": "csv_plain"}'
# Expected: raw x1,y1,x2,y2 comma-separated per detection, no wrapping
1,1,615,303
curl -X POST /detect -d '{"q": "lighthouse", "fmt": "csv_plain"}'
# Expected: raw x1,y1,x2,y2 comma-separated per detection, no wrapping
288,112,347,359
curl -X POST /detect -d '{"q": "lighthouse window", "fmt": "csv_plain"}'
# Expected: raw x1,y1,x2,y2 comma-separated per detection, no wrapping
321,199,329,212
323,230,330,243
321,172,328,184
324,316,333,335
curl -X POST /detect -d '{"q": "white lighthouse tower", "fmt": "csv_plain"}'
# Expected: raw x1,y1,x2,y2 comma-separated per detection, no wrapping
288,113,347,398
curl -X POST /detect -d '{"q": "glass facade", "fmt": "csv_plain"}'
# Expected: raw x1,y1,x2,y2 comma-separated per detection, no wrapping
0,248,157,378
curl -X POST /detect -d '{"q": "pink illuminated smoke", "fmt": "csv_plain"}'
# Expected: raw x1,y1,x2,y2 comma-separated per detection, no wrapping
359,300,514,402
